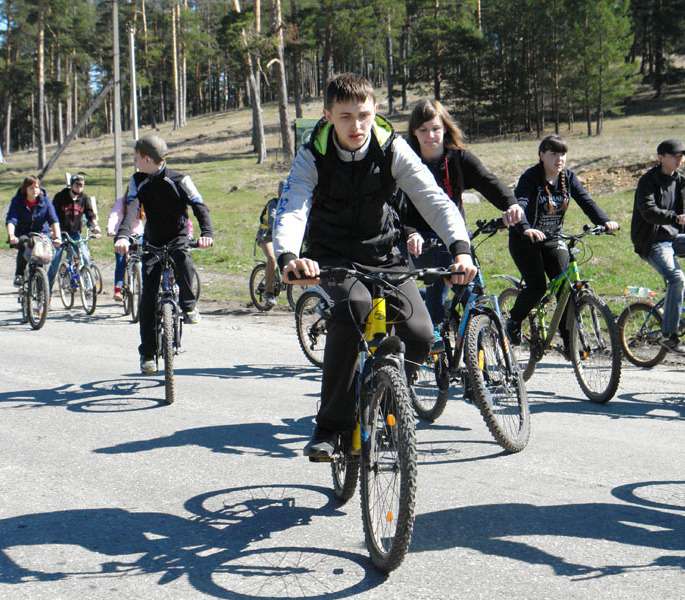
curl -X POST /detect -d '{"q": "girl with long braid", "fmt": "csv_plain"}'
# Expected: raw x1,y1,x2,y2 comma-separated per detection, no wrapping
505,134,619,356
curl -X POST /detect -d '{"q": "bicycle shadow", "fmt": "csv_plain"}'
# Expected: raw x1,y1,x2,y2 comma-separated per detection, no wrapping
0,378,165,413
94,416,314,459
412,480,685,579
0,484,382,598
171,364,322,384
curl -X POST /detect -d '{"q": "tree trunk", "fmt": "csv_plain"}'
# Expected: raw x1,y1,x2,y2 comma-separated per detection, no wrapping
385,13,394,115
37,15,46,169
172,3,180,129
290,0,303,118
400,22,408,111
4,100,11,155
56,53,64,145
272,0,293,159
74,67,79,139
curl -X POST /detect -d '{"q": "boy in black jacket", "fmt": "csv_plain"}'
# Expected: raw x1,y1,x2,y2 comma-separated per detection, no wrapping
631,139,685,353
115,135,213,374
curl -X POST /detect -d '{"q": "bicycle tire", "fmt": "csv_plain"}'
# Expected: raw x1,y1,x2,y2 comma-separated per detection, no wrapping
464,313,530,453
286,281,306,311
57,263,75,309
130,262,142,323
27,268,50,330
79,266,97,315
569,292,622,403
617,301,667,368
331,437,360,503
360,363,417,573
162,302,176,404
249,263,270,311
19,284,28,323
294,290,328,368
91,263,103,295
498,287,539,381
410,351,449,422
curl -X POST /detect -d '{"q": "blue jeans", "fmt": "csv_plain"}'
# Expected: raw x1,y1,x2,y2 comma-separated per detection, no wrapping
114,252,126,287
47,233,91,288
646,236,685,336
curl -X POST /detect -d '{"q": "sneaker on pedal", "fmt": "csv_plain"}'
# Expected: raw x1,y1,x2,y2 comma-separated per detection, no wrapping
183,307,201,324
264,293,277,310
140,355,157,375
13,275,22,288
505,318,522,346
113,286,123,302
660,334,685,354
303,426,337,460
431,325,444,352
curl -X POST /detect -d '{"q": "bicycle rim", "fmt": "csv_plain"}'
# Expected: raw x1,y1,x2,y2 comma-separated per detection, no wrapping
360,364,416,573
122,268,131,315
618,301,666,368
498,288,537,380
570,293,622,403
331,436,360,504
79,266,97,315
58,263,74,309
162,303,176,404
286,280,306,311
130,263,142,323
410,352,449,422
249,263,269,311
191,266,201,302
92,263,103,294
27,268,49,330
465,314,530,453
295,291,327,368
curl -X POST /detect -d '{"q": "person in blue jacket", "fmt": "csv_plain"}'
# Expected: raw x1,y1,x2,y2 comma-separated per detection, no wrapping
5,176,61,286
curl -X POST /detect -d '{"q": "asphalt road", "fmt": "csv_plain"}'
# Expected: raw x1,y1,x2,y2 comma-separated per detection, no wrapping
0,253,684,600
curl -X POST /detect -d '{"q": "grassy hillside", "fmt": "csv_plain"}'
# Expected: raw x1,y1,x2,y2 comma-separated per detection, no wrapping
1,80,684,305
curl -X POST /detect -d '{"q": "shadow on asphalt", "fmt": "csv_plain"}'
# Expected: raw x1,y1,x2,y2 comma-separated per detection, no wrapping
94,416,314,459
0,378,166,413
413,480,685,579
0,484,383,598
169,364,322,384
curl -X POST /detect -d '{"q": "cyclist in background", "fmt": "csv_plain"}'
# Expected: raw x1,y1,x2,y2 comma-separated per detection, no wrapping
47,173,101,290
5,176,61,287
255,181,285,310
631,138,685,354
274,73,476,460
114,134,213,375
397,99,523,348
505,134,619,355
108,194,145,301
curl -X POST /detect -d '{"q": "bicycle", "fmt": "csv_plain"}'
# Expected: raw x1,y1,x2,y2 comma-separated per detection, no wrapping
498,224,622,403
121,235,143,323
618,290,685,368
145,239,201,404
294,286,333,368
14,233,52,330
249,260,302,311
56,233,97,315
291,266,446,573
411,218,530,454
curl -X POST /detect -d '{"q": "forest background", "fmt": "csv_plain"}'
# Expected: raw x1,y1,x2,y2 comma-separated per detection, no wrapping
1,0,685,305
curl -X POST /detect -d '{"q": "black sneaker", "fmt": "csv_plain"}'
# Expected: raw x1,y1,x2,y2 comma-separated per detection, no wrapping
13,275,23,288
303,427,337,461
505,318,521,346
660,335,685,355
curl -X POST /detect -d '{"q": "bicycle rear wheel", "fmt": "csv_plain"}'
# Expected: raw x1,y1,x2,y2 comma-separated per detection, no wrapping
410,351,449,422
90,263,103,294
57,263,75,309
360,364,417,573
191,265,201,301
294,290,328,368
498,287,538,381
464,313,530,453
162,302,176,404
617,301,666,368
331,435,360,504
130,262,142,323
79,266,97,315
569,292,622,403
27,268,50,330
249,263,270,311
286,281,306,311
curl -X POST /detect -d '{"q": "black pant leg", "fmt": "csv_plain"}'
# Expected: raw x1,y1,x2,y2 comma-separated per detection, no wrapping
172,248,196,312
508,235,548,324
138,255,163,358
15,245,27,277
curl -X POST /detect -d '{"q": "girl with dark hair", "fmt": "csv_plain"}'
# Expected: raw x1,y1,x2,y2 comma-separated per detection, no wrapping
5,176,61,286
400,99,523,345
505,134,619,353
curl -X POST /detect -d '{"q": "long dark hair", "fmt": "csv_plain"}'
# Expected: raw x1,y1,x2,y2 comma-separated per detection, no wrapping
20,176,40,200
407,99,465,154
538,135,569,215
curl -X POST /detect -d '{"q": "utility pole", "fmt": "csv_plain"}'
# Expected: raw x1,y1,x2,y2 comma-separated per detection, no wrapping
129,25,139,140
113,0,124,200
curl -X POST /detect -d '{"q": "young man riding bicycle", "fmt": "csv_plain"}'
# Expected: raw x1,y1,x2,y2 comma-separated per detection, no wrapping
631,138,685,354
274,73,479,460
114,135,213,375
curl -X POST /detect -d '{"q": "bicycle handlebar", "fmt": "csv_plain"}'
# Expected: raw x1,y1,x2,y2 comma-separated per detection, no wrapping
286,266,463,287
561,223,620,241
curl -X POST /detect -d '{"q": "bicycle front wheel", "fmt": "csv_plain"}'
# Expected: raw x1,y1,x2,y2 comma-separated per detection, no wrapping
286,281,306,311
249,263,270,311
191,265,201,301
79,266,97,315
410,351,449,422
57,263,74,309
569,293,622,403
617,301,666,368
90,263,103,294
27,268,50,330
162,302,176,404
464,314,530,453
294,290,328,368
360,364,417,573
498,287,538,381
130,262,142,323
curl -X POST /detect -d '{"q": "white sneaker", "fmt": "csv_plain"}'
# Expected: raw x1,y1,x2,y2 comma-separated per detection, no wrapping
184,307,201,324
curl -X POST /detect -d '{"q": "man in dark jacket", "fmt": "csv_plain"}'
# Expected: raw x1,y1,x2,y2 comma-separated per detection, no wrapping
631,139,685,353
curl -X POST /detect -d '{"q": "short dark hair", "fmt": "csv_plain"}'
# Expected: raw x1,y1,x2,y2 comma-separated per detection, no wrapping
538,134,568,155
324,73,375,110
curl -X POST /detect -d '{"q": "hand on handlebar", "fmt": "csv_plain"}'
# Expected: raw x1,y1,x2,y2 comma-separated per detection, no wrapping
503,204,524,227
524,228,546,242
197,236,213,249
449,254,478,285
406,232,424,257
8,234,18,246
603,221,620,232
114,238,130,256
283,257,320,286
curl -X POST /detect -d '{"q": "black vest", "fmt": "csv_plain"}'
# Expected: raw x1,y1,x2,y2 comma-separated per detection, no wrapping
304,122,401,266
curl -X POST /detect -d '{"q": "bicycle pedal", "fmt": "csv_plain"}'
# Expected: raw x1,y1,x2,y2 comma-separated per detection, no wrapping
308,455,334,463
